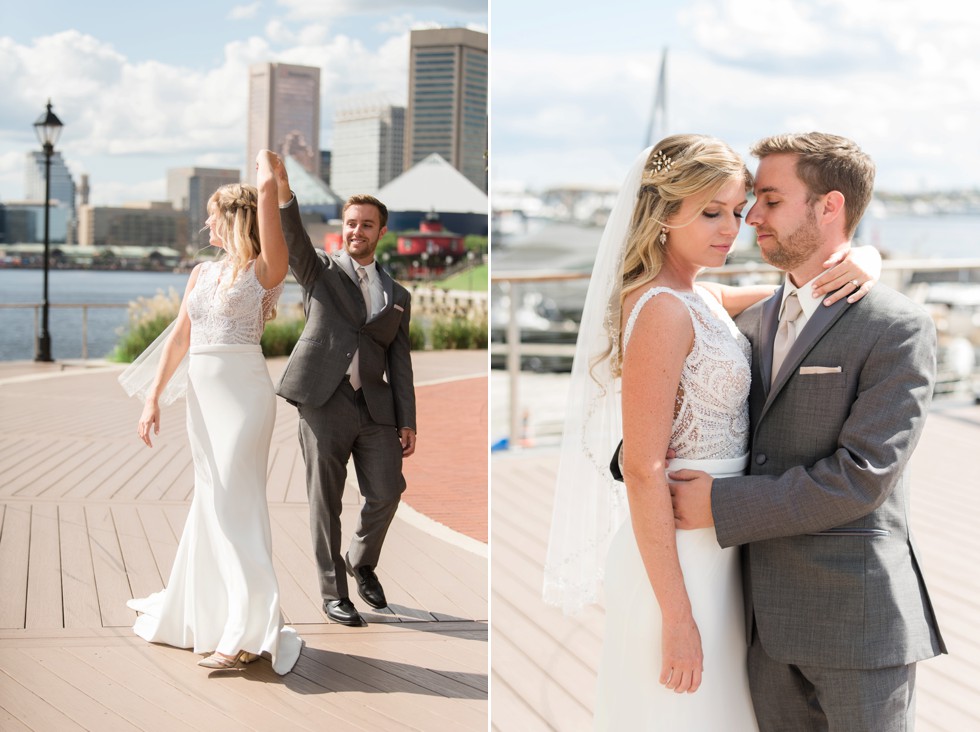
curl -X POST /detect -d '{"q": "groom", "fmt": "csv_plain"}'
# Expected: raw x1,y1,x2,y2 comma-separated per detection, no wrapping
274,164,417,628
670,132,945,730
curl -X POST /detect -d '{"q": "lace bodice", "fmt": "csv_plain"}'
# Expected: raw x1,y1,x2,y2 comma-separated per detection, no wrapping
623,285,751,460
187,260,283,347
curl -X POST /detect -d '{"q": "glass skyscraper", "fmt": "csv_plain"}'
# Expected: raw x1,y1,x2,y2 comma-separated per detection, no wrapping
246,63,321,185
405,28,488,193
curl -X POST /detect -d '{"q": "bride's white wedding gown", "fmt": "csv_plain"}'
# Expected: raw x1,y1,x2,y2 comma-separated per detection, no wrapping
127,260,303,675
595,286,758,730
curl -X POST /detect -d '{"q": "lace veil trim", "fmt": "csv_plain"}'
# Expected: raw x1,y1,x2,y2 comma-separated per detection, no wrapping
542,147,652,615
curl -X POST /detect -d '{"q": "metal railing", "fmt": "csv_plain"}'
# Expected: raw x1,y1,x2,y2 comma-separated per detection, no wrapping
492,259,980,448
0,302,128,360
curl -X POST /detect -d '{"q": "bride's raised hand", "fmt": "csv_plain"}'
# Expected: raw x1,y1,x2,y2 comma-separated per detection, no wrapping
138,398,160,448
255,149,280,182
660,613,704,694
812,245,882,306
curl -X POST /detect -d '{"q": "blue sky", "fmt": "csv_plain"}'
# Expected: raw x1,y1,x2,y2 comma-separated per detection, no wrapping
0,0,486,205
492,0,980,195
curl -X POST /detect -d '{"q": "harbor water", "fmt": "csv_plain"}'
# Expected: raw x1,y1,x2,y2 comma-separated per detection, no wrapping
0,269,304,362
2,213,978,361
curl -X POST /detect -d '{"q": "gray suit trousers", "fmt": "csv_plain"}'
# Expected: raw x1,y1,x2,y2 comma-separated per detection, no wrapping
748,627,917,732
297,378,406,602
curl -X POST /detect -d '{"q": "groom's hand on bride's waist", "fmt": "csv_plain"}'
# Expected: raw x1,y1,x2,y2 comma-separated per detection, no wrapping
668,470,715,529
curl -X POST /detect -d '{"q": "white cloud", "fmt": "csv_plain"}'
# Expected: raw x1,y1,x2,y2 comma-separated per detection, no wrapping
0,151,25,202
0,19,426,203
493,1,980,192
275,0,485,21
680,0,831,60
229,2,262,20
376,13,422,35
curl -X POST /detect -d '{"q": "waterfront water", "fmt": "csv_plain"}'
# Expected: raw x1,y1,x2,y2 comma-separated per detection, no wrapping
859,214,980,260
2,213,978,361
0,269,304,361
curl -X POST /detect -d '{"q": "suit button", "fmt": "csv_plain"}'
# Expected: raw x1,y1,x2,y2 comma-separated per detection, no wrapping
346,352,352,358
755,454,767,465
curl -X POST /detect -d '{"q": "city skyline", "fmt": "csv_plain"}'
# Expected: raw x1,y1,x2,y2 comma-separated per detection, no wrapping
0,0,487,206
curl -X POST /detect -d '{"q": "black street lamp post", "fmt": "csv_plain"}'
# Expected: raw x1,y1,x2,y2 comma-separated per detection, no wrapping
33,100,64,362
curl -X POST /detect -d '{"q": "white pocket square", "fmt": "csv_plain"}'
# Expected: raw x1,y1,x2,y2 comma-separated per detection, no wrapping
799,366,842,375
393,303,405,312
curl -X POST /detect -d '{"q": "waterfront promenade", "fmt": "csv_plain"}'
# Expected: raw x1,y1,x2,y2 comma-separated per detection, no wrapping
491,370,980,731
0,350,488,731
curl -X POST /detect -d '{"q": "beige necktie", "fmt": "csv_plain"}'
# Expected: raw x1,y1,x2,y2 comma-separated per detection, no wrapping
349,266,372,391
771,291,803,386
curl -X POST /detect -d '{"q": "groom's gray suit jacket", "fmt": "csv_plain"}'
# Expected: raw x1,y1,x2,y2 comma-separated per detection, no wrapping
274,198,416,432
711,283,946,669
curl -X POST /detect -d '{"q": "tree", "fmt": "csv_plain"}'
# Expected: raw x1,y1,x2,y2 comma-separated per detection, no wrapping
464,235,487,255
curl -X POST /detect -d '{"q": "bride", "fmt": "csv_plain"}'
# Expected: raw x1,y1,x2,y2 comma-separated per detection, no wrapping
542,135,879,728
121,150,302,674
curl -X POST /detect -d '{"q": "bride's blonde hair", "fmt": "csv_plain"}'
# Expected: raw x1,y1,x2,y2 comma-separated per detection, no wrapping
207,183,260,287
604,135,752,377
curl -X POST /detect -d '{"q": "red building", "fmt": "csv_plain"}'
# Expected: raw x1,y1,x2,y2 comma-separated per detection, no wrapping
397,212,465,278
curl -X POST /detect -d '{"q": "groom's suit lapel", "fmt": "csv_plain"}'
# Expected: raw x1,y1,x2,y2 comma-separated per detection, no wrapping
331,251,396,325
330,251,366,322
760,287,852,418
373,266,395,323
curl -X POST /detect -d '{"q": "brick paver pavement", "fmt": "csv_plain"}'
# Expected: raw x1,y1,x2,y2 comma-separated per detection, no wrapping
402,376,488,543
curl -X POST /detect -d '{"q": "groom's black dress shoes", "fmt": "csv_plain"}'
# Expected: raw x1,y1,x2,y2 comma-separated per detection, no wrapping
346,553,388,609
324,598,366,627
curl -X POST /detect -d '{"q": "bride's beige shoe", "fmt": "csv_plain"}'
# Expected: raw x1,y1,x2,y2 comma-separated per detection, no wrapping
198,650,260,669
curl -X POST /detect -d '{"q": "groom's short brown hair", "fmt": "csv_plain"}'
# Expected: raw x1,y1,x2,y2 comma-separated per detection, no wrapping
343,194,389,228
751,132,875,238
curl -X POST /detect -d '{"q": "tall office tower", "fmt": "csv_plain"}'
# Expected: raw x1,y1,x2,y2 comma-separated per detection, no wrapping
330,97,405,198
167,167,241,251
246,63,321,185
77,174,90,207
320,150,332,187
405,28,488,193
24,150,77,220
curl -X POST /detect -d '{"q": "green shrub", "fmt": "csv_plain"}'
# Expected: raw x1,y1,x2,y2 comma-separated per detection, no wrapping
474,316,489,346
430,316,488,350
409,320,427,350
108,289,181,362
261,317,305,357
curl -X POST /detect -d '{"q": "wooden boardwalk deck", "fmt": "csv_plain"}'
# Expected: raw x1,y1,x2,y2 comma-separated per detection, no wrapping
0,351,488,731
491,397,980,731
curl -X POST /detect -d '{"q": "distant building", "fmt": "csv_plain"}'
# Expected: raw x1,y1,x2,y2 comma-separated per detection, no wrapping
24,150,76,222
167,167,241,252
77,174,90,208
405,28,488,193
330,97,405,198
320,150,332,187
378,153,488,237
396,212,467,278
397,212,465,258
77,201,188,251
282,155,344,249
0,243,182,270
283,155,343,220
246,62,321,185
0,201,70,243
